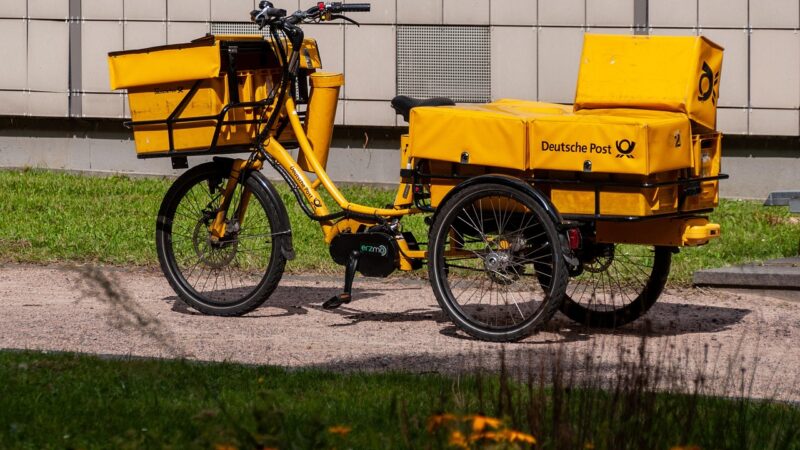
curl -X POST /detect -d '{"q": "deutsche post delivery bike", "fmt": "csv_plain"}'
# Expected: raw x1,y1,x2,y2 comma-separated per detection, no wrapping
108,2,728,342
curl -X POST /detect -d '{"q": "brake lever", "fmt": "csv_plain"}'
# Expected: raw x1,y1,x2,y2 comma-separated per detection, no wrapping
329,14,360,26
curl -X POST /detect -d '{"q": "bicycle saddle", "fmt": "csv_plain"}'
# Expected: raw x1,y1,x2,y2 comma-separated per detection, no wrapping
391,95,455,122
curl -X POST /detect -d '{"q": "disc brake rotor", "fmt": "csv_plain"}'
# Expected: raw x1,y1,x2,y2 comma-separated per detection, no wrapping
192,219,239,269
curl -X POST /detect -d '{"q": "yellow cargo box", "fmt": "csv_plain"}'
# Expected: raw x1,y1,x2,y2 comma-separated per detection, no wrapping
108,35,318,155
574,34,723,131
545,171,681,217
409,101,570,171
410,102,694,177
127,69,283,154
108,40,222,91
530,108,693,175
681,133,722,212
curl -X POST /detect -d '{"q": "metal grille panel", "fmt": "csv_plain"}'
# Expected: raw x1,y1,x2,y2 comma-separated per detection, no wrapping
210,22,263,35
397,26,491,103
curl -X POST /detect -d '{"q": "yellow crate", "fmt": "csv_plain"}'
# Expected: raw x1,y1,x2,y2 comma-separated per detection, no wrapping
691,133,722,177
679,133,722,212
575,34,724,131
682,180,719,212
127,69,281,154
110,35,320,155
546,172,680,217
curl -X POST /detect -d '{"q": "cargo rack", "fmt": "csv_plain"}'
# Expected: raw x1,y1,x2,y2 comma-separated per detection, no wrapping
404,166,729,221
121,38,305,165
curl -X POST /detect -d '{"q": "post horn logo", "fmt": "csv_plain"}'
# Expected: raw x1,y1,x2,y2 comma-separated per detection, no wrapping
616,140,636,159
698,61,720,105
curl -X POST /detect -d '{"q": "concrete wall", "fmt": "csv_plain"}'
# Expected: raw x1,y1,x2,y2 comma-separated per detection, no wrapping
0,0,798,136
1,119,797,200
0,0,797,198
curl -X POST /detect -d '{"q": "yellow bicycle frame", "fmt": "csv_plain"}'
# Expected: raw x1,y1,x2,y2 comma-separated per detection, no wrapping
217,95,427,270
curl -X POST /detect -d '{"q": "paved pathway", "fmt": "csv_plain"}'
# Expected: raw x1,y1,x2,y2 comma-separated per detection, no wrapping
2,264,799,401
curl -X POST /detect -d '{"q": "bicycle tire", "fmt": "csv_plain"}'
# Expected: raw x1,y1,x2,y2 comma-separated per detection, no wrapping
427,183,568,342
156,162,286,316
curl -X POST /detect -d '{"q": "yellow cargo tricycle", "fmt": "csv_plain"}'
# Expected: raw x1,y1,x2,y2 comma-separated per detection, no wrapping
108,2,728,342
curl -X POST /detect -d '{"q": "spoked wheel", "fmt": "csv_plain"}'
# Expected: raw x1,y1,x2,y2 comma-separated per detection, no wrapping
559,244,672,328
428,183,568,342
156,162,287,316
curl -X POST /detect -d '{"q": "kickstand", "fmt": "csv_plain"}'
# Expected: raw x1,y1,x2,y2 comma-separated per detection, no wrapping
323,250,360,310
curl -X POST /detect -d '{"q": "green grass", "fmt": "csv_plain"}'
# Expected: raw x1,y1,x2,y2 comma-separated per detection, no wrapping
1,350,799,449
673,199,800,281
0,169,797,283
0,169,427,274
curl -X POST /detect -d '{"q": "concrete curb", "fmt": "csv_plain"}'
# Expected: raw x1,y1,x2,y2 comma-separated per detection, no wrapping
693,257,800,289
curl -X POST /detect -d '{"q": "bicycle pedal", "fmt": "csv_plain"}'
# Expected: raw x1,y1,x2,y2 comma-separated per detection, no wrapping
323,293,352,310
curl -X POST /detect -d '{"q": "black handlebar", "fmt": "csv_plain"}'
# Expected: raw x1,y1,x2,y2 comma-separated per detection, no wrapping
252,2,371,30
331,3,371,12
263,7,286,17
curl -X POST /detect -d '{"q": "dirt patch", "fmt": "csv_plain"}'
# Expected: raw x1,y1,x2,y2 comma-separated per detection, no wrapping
1,263,799,401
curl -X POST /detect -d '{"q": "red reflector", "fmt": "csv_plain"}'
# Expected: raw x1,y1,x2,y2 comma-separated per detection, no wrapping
567,229,581,250
318,2,325,10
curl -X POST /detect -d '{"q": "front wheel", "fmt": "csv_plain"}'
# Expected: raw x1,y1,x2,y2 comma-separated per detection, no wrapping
559,244,672,328
428,183,569,342
156,162,287,316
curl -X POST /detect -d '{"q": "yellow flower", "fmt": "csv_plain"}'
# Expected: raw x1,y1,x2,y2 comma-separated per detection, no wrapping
328,425,352,437
471,429,536,444
584,443,596,449
214,445,237,450
448,430,469,449
427,413,458,432
500,429,536,444
467,415,503,433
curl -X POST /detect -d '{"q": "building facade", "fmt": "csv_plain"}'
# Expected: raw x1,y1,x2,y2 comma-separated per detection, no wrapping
0,0,798,196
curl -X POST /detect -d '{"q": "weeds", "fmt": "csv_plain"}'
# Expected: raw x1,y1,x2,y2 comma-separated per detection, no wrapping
3,333,799,449
73,265,184,357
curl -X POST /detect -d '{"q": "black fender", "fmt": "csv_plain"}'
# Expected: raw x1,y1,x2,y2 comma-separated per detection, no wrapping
213,157,296,261
432,174,564,228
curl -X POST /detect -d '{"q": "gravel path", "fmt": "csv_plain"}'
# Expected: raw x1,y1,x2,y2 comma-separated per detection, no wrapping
2,263,799,401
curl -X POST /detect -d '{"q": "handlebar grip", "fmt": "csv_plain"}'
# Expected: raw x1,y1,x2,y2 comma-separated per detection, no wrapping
332,2,371,12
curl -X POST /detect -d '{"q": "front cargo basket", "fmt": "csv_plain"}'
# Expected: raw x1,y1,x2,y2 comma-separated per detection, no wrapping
108,35,319,158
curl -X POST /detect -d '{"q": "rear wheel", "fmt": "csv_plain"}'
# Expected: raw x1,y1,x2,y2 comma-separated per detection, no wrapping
559,244,672,328
156,162,287,316
428,183,568,342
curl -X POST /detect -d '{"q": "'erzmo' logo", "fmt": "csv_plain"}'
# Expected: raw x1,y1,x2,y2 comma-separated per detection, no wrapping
360,244,388,257
615,140,636,159
698,61,720,105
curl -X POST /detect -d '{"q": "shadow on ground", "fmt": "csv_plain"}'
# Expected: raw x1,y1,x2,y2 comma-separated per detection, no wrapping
163,284,391,318
164,284,751,344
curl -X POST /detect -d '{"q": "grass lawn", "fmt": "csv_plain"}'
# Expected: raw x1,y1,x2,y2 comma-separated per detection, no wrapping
0,169,797,283
1,350,799,450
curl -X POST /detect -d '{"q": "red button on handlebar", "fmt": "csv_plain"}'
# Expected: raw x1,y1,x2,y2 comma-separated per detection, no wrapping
318,2,325,10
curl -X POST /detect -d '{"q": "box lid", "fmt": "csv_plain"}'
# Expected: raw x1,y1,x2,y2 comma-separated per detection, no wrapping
108,40,221,90
574,34,724,131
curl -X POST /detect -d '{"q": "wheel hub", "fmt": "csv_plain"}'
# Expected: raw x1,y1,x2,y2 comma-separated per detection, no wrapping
581,244,615,273
484,250,523,285
484,251,510,272
192,220,239,269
